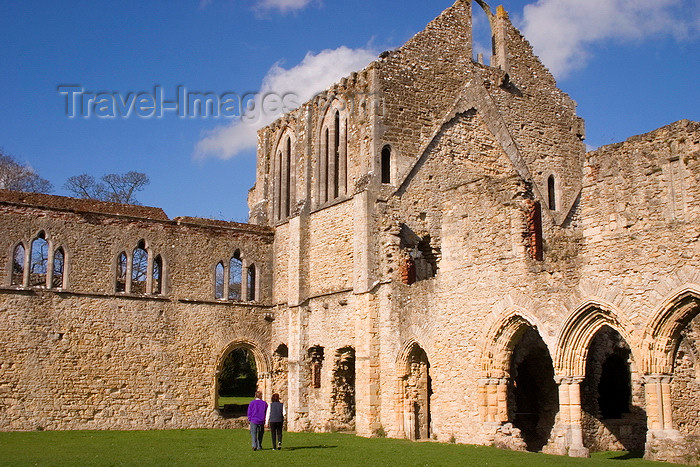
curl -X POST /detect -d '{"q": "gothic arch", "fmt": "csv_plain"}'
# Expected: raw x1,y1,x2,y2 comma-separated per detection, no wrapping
642,286,700,374
396,338,432,440
480,308,543,379
214,339,271,406
315,97,348,206
272,127,296,221
555,300,639,377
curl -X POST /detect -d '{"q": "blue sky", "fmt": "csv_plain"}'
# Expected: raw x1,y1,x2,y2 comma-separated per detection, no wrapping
1,0,698,221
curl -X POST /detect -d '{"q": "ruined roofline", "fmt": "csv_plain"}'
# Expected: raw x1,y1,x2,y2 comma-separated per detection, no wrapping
0,189,169,221
0,189,274,235
173,216,274,235
586,119,700,155
260,0,499,135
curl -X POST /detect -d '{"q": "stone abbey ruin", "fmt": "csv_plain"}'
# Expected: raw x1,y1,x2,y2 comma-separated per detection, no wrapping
1,0,699,463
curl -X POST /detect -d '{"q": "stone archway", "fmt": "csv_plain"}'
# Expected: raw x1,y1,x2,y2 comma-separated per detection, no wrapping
580,325,646,452
215,341,269,418
641,289,700,463
670,312,700,436
507,327,559,452
398,342,432,440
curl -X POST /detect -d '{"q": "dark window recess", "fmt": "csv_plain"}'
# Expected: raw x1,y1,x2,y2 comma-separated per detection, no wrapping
247,264,256,301
309,346,325,389
381,145,391,184
399,223,439,284
116,252,127,292
11,243,25,286
547,175,556,211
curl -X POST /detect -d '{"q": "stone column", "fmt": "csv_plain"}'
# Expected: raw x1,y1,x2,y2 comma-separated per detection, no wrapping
286,304,309,431
642,374,690,462
554,376,589,457
477,378,509,443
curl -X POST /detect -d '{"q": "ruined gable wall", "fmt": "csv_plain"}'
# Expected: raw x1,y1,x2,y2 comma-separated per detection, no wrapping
377,111,584,443
479,13,585,223
376,0,474,180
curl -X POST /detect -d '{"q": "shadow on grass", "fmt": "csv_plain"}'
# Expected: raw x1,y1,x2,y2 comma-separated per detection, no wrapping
605,451,645,460
283,445,338,451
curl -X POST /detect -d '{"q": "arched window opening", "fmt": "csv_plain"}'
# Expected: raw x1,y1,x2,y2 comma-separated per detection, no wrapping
330,347,356,430
214,262,225,299
52,247,65,289
333,111,340,199
116,252,127,292
547,175,556,211
671,311,700,436
11,243,25,286
507,327,558,452
309,346,325,389
29,233,49,287
402,343,431,440
285,136,291,218
217,347,258,418
381,145,391,184
472,0,494,64
276,150,283,221
228,251,242,301
131,241,148,294
581,325,646,451
526,200,543,261
324,128,330,203
152,255,162,295
247,264,256,301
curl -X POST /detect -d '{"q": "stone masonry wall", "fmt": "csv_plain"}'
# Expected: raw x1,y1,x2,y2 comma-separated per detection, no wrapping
0,193,276,430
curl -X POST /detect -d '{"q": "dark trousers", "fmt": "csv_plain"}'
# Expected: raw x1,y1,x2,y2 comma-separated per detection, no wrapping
269,422,283,448
250,423,264,450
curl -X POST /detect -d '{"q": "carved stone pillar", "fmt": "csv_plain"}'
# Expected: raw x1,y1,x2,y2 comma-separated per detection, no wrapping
554,376,589,458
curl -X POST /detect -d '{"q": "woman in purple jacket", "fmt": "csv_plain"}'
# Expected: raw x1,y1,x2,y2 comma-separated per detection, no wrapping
247,391,268,450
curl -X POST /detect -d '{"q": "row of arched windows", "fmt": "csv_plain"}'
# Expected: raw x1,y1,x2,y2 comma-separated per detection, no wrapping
318,108,348,206
115,240,163,295
272,105,350,222
8,234,262,301
214,249,257,301
10,231,65,289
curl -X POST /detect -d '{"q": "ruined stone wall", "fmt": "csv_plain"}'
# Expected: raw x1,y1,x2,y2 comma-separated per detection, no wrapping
0,195,276,430
307,201,354,297
376,110,584,446
376,0,474,181
488,14,585,220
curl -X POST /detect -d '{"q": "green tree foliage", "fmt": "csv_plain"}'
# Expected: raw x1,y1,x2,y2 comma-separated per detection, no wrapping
218,348,258,397
64,171,149,205
0,151,53,193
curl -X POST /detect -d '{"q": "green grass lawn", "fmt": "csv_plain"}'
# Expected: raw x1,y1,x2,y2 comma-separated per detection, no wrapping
0,429,676,466
217,395,253,407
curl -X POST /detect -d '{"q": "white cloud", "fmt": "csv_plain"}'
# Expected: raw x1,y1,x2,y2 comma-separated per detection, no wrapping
253,0,314,14
195,46,377,160
521,0,700,78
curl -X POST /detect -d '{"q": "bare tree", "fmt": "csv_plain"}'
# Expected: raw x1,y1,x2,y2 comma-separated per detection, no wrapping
64,171,150,204
0,151,53,194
